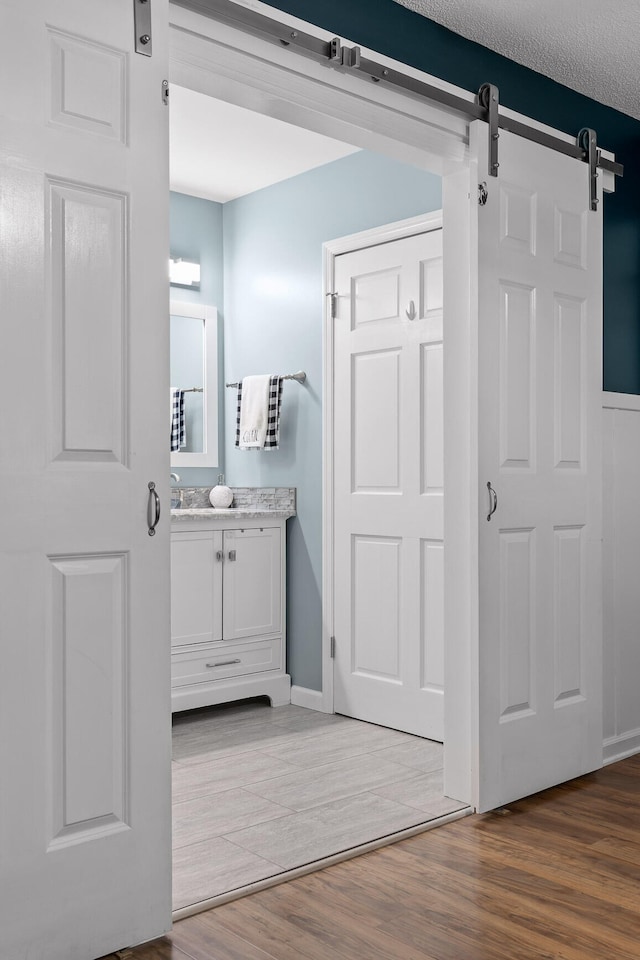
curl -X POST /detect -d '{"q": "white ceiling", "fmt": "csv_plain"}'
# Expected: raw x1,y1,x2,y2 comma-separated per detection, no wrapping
169,86,360,203
393,0,640,120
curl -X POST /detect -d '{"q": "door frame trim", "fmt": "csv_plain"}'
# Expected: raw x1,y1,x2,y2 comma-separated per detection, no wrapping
322,211,444,718
168,0,612,812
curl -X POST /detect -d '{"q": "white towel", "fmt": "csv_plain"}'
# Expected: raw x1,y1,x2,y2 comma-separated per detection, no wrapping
239,374,271,449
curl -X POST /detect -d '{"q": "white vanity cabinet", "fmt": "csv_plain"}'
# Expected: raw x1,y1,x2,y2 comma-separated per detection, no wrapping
170,514,291,712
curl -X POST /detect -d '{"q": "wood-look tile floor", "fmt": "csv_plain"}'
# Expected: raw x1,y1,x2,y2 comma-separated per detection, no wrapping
170,700,467,910
104,754,640,960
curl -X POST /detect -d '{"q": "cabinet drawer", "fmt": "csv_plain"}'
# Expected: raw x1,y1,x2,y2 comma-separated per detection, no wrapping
171,637,282,687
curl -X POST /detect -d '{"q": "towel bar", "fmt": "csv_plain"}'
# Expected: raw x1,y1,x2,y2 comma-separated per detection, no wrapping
225,371,306,388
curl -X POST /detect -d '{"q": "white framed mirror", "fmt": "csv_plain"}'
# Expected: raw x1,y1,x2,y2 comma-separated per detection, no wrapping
170,300,219,468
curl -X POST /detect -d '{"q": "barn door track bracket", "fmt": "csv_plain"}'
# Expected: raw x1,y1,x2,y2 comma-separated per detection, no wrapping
579,128,600,211
134,0,152,56
479,83,500,177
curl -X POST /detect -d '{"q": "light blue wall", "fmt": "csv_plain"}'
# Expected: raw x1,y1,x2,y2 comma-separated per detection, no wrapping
169,192,225,484
222,150,442,690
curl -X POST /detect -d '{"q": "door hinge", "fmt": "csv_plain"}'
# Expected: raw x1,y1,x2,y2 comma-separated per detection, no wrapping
328,293,338,319
162,79,169,106
478,182,488,206
330,636,336,659
134,0,152,57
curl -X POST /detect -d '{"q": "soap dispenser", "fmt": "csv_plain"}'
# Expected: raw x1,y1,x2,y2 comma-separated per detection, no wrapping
209,474,233,509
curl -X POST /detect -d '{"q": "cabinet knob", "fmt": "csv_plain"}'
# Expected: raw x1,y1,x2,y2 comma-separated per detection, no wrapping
216,550,224,561
228,549,237,562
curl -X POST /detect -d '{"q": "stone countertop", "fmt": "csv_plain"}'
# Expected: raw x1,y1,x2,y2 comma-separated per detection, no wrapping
171,507,296,522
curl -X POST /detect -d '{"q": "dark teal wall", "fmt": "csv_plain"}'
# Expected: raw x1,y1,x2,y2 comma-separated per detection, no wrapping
265,0,640,394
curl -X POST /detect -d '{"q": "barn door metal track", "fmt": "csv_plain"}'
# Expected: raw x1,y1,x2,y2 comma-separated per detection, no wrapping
172,0,623,206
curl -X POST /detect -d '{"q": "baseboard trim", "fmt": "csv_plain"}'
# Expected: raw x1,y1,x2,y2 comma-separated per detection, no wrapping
290,685,324,711
603,729,640,765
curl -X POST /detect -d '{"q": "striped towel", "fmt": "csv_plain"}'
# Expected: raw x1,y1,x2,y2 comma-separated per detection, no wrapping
170,388,186,452
235,376,283,450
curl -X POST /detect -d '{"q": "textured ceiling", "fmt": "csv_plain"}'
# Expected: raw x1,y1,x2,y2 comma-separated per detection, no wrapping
393,0,640,120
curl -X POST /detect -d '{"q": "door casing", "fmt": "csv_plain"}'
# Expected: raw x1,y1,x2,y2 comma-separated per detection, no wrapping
168,0,614,809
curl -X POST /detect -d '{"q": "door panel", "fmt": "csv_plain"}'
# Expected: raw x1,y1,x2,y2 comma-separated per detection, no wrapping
0,2,171,957
352,535,402,679
474,121,603,811
352,349,401,491
333,227,444,740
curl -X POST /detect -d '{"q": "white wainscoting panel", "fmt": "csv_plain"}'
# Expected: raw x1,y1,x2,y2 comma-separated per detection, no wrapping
603,393,640,763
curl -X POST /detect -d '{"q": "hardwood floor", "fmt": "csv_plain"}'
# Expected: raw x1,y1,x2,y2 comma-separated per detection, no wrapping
104,755,640,960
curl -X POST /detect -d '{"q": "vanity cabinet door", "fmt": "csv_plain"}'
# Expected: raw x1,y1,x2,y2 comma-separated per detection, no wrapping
171,530,223,647
223,528,282,641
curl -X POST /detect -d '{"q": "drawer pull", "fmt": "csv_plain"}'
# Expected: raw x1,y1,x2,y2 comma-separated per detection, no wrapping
228,549,237,562
206,658,241,668
216,550,224,561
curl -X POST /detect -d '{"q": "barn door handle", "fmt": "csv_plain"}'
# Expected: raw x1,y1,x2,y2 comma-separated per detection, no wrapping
486,482,498,522
147,481,160,536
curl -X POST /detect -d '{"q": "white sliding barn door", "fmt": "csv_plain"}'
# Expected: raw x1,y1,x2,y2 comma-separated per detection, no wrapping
333,226,445,740
0,2,171,958
472,123,603,811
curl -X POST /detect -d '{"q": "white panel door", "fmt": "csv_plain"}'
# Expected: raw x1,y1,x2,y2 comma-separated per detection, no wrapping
473,122,603,811
0,2,171,958
223,528,282,641
333,228,444,739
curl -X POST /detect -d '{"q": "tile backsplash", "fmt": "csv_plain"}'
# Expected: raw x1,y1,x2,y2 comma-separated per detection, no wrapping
179,486,296,512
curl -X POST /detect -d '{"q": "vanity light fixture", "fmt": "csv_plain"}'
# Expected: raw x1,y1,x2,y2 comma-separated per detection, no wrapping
169,257,201,288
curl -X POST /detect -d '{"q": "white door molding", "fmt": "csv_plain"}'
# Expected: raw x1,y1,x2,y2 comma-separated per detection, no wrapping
168,0,615,811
